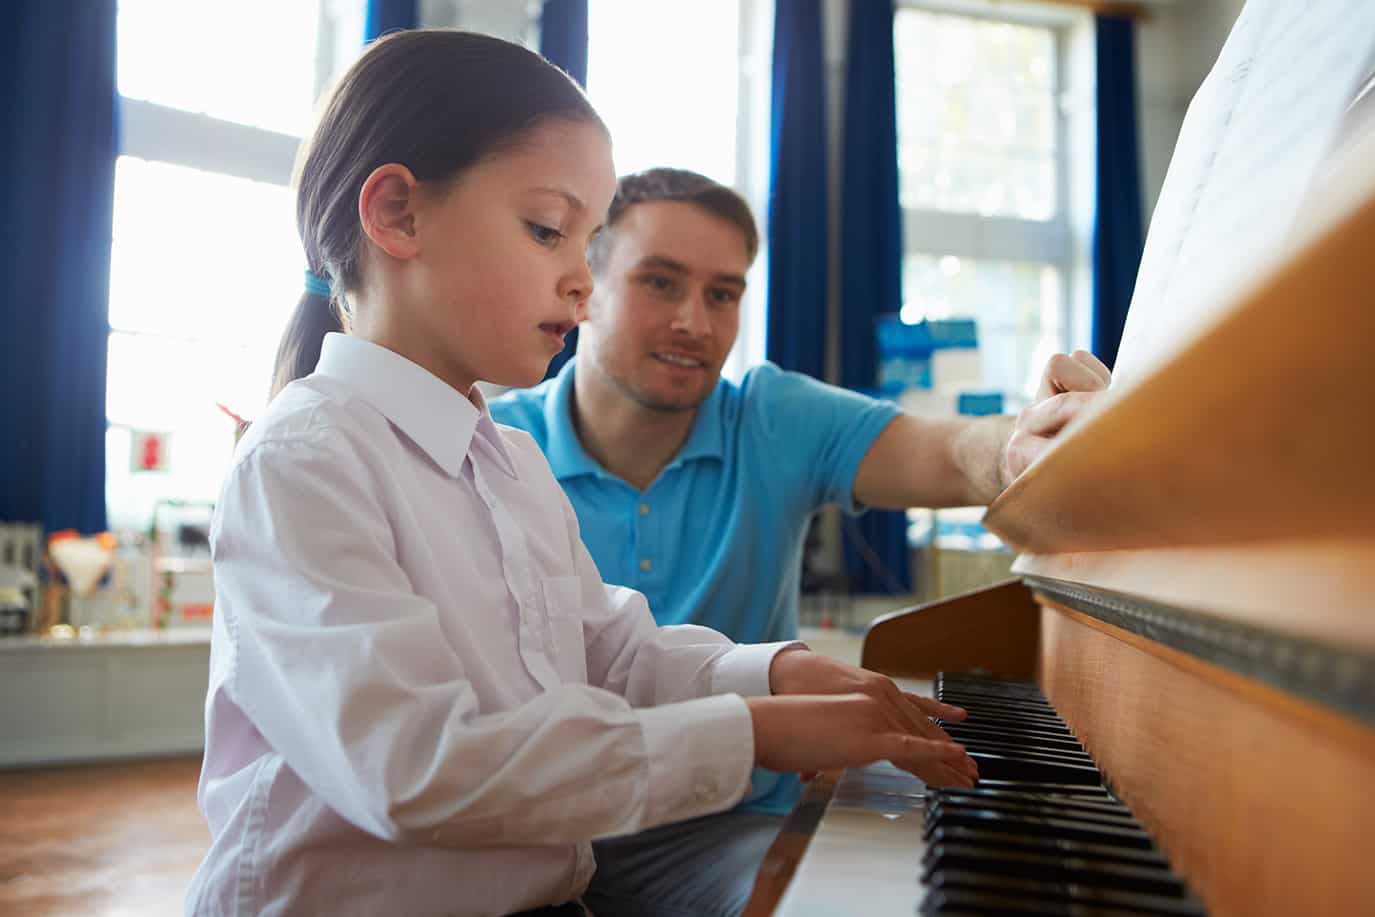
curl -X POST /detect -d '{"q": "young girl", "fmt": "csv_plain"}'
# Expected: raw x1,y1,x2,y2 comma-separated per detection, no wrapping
189,30,974,917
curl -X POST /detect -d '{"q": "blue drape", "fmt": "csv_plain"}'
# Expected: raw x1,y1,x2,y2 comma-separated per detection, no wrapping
364,0,418,41
0,1,117,535
1092,14,1144,369
839,0,909,594
539,0,590,379
766,0,829,380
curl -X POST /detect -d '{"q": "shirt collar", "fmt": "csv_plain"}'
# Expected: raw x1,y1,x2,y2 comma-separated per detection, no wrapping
542,358,726,482
313,333,517,479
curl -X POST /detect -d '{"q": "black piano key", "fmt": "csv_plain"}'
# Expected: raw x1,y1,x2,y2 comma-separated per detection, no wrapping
938,691,1061,714
945,723,1089,753
923,846,1189,897
967,751,1103,785
951,738,1097,764
930,869,1208,916
930,787,1133,818
962,779,1115,800
929,797,1143,830
925,830,1174,871
921,886,1172,916
925,810,1155,850
944,713,1076,737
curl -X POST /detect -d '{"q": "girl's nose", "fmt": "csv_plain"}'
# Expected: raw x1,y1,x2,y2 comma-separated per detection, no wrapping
560,258,594,307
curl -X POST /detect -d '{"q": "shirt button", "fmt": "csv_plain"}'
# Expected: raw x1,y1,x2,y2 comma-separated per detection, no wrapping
639,502,650,516
640,559,652,572
693,777,718,802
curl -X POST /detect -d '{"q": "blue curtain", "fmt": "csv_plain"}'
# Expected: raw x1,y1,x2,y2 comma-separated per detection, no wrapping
0,1,117,535
365,0,418,41
766,0,829,379
839,0,909,594
1092,14,1144,369
539,0,590,379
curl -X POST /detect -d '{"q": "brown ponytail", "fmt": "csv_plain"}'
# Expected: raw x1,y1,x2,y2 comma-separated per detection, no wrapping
269,30,603,400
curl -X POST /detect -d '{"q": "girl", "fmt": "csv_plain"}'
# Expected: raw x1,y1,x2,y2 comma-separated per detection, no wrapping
189,30,974,917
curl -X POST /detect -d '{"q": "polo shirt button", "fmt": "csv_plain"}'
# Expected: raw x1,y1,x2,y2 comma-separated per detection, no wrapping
639,502,650,516
640,558,652,572
693,776,718,802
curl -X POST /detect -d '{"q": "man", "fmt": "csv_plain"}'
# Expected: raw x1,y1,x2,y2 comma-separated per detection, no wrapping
492,168,1109,917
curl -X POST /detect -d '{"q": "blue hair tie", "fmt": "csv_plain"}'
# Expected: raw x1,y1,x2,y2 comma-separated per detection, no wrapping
304,270,331,298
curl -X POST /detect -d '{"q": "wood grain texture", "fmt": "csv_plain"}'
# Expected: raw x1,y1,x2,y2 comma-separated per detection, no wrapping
1038,601,1375,917
0,756,205,916
1013,536,1375,653
861,579,1040,678
983,190,1375,586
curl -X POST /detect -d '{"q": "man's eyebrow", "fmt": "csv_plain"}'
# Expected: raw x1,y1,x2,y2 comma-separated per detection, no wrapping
528,186,585,210
634,255,747,288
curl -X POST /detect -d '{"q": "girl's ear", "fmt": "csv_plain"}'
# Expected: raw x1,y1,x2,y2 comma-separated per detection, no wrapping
358,164,421,260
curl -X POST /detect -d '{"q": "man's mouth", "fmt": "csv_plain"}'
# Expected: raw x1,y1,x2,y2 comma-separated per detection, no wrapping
651,352,707,369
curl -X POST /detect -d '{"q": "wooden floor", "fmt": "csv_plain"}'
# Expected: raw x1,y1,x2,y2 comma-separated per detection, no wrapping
0,756,206,917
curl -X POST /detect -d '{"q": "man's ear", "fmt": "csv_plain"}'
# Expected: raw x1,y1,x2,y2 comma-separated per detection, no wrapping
358,164,421,261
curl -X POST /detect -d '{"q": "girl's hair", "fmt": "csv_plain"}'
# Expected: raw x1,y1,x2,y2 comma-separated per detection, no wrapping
271,30,604,399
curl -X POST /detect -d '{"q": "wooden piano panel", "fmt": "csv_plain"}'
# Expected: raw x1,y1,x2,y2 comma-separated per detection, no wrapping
1038,599,1375,917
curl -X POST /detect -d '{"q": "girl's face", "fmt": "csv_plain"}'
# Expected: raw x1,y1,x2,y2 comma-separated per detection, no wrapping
367,120,616,394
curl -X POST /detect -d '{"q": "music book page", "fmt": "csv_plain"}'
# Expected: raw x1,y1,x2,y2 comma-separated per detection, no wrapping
1113,0,1375,385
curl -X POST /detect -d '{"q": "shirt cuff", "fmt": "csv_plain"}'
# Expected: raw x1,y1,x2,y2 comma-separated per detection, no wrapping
711,640,808,698
635,693,756,829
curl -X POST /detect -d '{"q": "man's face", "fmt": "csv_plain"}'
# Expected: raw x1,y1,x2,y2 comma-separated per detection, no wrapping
579,200,749,412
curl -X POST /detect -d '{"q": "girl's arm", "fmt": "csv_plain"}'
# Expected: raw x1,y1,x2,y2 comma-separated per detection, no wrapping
213,433,756,849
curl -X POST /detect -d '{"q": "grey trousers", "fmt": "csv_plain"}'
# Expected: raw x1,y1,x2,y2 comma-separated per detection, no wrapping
582,811,786,917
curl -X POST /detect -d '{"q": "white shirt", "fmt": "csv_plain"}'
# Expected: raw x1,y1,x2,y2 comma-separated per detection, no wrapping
187,334,790,917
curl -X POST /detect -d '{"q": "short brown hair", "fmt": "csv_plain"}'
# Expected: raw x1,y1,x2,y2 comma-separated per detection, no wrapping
588,168,759,273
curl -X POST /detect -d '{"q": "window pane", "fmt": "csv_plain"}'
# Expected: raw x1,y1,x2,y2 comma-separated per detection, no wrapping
108,158,302,355
901,253,1062,402
587,0,739,184
117,0,321,137
895,10,1057,219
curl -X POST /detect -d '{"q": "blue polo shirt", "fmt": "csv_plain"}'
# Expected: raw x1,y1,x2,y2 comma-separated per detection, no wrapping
491,359,901,814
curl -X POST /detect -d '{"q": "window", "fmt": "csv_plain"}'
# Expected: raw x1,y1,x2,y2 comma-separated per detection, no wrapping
106,0,359,530
894,5,1072,405
586,0,772,379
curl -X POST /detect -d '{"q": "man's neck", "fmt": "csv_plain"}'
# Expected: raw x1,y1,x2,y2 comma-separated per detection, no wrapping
571,365,701,492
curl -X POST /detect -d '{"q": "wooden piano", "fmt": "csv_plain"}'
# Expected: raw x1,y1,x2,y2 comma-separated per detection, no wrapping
742,131,1375,917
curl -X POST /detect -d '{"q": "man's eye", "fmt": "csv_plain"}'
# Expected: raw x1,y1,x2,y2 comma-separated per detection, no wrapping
526,221,563,245
643,274,675,293
710,288,741,306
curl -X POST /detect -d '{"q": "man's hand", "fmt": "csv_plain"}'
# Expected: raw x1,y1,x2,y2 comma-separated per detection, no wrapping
1004,350,1111,483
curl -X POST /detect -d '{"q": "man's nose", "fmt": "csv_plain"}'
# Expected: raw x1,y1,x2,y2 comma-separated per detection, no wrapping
670,292,710,336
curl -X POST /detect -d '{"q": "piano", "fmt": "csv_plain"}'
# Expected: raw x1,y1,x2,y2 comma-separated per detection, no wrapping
741,118,1375,917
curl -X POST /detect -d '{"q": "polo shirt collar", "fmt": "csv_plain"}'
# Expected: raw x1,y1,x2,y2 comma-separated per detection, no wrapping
542,358,726,481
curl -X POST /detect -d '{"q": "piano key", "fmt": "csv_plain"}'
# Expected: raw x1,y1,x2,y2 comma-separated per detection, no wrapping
948,738,1097,764
962,779,1116,800
923,846,1189,896
930,868,1208,916
942,712,1077,735
924,810,1155,849
937,691,1061,713
925,829,1175,870
929,797,1144,830
930,787,1133,817
922,885,1197,917
967,751,1104,785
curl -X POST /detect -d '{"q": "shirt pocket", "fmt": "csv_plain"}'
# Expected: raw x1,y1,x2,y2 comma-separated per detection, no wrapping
540,575,589,685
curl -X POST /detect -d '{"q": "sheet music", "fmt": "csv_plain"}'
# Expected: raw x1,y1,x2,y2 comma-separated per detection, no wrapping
1113,0,1375,385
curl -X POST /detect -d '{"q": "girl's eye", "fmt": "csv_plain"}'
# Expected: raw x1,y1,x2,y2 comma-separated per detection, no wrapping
526,221,563,246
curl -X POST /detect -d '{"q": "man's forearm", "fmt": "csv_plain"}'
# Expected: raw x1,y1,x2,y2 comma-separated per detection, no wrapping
950,414,1016,506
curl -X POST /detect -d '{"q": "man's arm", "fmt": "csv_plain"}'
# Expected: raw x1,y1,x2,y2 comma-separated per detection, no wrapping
852,350,1111,509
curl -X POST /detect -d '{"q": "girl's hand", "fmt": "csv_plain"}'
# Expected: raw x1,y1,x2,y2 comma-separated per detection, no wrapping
746,694,979,788
769,649,967,746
